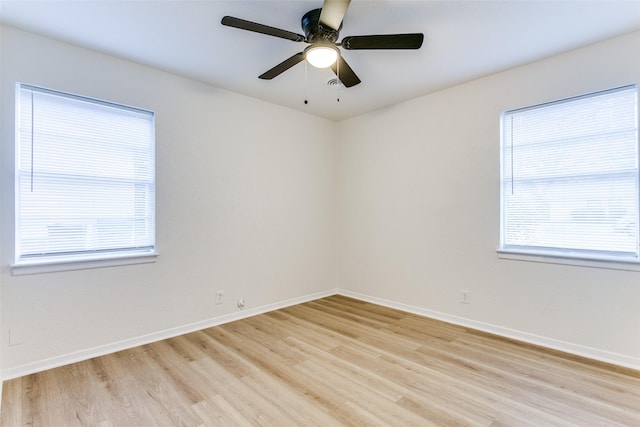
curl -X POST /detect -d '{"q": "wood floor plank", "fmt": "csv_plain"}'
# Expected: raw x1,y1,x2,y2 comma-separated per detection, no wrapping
189,357,291,427
1,377,22,426
2,295,640,426
241,367,343,426
191,395,253,426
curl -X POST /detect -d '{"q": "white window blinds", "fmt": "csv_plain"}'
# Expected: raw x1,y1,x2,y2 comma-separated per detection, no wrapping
500,85,639,261
15,84,155,265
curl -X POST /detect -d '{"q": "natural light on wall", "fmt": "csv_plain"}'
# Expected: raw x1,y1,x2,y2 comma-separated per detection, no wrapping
500,84,639,263
14,84,156,270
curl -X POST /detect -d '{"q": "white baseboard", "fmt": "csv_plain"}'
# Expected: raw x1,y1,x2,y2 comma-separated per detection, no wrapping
2,287,638,381
1,288,338,381
336,289,640,371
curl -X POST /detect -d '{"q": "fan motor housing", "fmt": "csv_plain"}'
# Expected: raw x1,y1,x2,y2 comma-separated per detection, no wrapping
302,8,341,43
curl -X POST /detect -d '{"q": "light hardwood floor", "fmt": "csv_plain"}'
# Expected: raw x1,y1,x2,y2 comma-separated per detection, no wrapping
2,295,639,426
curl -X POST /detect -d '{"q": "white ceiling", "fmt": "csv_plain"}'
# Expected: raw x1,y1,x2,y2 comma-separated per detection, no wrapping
1,0,640,121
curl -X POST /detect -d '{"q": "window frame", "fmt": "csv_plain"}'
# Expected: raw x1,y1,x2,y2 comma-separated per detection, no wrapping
12,84,157,275
497,85,640,270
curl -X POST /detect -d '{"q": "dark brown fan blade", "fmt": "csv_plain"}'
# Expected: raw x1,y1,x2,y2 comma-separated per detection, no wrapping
221,16,305,42
341,33,424,50
319,0,351,31
259,52,305,80
330,55,361,87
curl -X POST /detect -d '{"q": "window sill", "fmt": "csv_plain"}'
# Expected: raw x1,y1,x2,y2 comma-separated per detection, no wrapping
497,249,640,272
11,253,158,276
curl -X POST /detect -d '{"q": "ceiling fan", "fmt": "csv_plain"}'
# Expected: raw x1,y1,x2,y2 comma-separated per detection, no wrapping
221,0,424,88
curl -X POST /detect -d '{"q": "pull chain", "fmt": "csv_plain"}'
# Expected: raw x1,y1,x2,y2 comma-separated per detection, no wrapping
336,57,340,103
304,61,309,105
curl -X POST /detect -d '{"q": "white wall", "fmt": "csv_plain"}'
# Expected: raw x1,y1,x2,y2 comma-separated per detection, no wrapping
2,24,639,377
0,26,337,375
337,30,640,368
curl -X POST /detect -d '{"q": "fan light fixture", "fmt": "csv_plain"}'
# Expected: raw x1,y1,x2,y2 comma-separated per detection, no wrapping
305,44,338,68
221,1,425,88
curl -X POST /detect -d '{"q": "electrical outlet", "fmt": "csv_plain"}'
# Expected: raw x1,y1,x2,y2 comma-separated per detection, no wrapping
216,290,224,304
237,298,246,308
460,290,470,304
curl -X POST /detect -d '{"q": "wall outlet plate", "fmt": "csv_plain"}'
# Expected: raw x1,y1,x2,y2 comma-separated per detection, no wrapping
460,290,470,304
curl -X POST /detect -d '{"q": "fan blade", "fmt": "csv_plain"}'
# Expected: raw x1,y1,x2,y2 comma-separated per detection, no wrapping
330,55,361,87
341,33,424,50
319,0,351,31
259,52,305,80
221,16,305,42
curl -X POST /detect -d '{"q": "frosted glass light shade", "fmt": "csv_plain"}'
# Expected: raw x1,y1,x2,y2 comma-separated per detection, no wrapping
305,45,338,68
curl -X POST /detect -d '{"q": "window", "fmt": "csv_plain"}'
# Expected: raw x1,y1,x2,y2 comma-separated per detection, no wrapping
15,84,156,269
500,85,638,263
